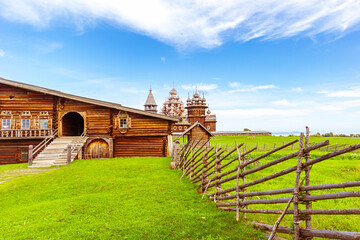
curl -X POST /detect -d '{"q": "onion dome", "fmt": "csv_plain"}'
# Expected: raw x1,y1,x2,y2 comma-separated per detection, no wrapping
170,88,177,95
207,109,211,115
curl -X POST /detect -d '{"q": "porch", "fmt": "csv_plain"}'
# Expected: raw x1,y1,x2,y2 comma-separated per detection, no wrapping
0,129,54,139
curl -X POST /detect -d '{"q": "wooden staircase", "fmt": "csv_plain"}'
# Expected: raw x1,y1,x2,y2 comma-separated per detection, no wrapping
30,135,88,167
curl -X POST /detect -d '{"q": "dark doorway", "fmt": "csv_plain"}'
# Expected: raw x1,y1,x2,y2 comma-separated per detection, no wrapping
62,112,84,136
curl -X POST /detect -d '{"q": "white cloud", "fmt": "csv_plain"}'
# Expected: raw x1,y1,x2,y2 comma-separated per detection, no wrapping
318,87,360,97
0,48,5,57
228,82,276,93
272,99,296,106
160,56,166,63
291,87,303,92
181,83,218,91
0,0,359,49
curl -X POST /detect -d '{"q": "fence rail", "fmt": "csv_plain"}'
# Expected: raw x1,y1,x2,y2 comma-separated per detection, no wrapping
173,127,360,240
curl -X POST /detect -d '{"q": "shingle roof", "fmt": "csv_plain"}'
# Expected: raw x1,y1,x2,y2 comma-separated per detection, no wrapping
181,121,213,137
0,77,179,122
144,89,157,106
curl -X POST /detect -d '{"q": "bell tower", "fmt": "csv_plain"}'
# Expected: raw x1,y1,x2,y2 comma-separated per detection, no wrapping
144,88,158,113
185,91,208,126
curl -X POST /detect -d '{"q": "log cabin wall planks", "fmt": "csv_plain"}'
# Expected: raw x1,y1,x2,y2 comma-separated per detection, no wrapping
189,125,211,147
114,136,167,157
0,79,177,164
0,139,42,164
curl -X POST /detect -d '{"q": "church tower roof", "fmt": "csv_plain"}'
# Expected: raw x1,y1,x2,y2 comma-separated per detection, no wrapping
145,88,157,106
144,88,158,113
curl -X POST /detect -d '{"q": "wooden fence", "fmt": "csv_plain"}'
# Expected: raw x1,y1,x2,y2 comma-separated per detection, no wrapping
213,141,360,154
173,127,360,240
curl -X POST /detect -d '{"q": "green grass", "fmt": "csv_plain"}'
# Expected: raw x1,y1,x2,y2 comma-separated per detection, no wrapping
0,158,265,240
210,135,360,154
190,135,360,239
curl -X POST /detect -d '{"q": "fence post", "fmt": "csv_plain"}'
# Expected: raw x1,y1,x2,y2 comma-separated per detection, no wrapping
201,148,207,192
28,145,33,166
293,133,304,240
241,149,247,218
67,144,71,164
214,148,218,203
304,127,312,239
189,150,193,180
235,141,242,221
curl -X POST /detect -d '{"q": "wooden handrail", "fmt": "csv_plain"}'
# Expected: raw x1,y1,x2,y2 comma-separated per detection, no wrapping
33,129,58,155
70,130,87,154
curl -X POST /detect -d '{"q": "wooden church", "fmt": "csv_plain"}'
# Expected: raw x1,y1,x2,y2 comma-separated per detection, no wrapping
0,78,178,166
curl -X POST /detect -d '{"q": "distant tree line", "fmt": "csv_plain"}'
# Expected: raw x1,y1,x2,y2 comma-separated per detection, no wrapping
310,132,360,138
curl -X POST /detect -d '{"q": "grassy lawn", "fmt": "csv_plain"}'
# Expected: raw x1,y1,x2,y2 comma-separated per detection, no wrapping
210,135,360,154
187,135,360,239
0,158,264,240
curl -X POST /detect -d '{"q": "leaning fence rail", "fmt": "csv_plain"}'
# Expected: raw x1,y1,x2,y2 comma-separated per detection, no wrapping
173,127,360,240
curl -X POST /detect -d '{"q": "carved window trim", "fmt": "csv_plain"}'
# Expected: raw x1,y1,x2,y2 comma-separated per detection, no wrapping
21,111,31,117
1,111,12,117
114,111,131,134
0,111,13,129
37,112,52,129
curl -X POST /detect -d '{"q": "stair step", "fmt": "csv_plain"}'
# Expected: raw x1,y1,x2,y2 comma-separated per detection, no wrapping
32,136,88,167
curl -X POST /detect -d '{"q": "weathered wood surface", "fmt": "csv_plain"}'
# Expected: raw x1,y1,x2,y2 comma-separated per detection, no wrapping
253,222,360,240
220,208,360,215
214,181,360,200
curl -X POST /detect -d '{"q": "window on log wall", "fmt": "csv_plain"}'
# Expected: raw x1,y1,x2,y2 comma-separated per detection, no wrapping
21,119,30,129
40,119,48,129
115,111,131,133
2,119,10,129
120,118,127,128
21,150,28,160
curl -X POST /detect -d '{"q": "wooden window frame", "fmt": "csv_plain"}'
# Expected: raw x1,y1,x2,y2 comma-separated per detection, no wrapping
115,111,131,134
2,119,11,129
20,149,28,160
21,119,30,129
40,119,48,129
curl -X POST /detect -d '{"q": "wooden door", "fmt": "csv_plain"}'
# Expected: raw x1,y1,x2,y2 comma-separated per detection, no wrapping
87,139,109,159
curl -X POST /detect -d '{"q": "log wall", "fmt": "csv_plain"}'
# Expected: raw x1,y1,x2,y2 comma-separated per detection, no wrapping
0,139,42,164
1,82,174,163
114,136,167,157
189,125,211,147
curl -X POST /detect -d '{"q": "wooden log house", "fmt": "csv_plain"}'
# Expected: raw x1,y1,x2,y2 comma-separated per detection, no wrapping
0,77,179,165
181,121,213,147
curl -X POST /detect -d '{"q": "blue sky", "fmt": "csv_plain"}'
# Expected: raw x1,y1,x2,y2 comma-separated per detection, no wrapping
1,0,360,134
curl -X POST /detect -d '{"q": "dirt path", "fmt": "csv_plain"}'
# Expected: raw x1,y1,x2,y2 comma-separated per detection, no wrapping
0,168,59,184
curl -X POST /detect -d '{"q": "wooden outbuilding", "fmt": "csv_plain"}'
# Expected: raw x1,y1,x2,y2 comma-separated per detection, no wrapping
181,121,213,147
0,77,179,165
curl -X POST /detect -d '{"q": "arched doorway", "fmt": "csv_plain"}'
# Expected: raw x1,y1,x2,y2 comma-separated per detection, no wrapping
62,112,84,136
86,139,109,159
